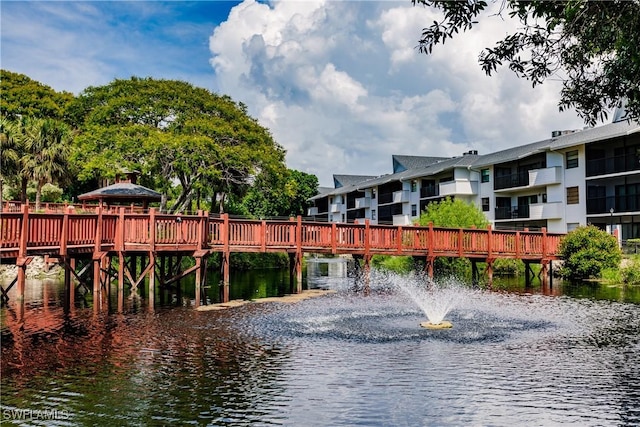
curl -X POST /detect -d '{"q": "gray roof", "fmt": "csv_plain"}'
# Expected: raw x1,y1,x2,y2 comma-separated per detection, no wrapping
78,182,162,201
474,119,640,167
333,174,377,188
549,119,639,150
392,155,450,173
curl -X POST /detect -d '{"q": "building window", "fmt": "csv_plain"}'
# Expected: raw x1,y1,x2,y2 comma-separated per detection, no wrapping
411,204,417,216
482,197,490,212
411,181,417,192
566,150,578,169
567,186,579,204
481,169,490,183
371,189,376,199
371,210,376,220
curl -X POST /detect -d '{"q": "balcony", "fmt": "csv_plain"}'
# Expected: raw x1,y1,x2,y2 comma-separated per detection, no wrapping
392,190,410,203
587,153,640,177
420,187,438,198
307,207,319,216
528,166,561,188
495,172,529,190
587,195,640,214
355,197,371,209
392,214,412,226
330,203,341,213
529,201,563,220
495,204,530,220
439,180,478,197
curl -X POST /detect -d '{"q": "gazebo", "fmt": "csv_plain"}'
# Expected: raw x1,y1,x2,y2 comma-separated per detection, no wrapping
77,172,162,210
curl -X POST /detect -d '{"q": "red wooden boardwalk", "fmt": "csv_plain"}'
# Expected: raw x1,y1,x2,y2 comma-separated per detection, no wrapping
1,205,563,307
1,206,562,260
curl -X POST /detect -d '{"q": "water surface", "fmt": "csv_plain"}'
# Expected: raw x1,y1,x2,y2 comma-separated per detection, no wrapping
1,263,639,426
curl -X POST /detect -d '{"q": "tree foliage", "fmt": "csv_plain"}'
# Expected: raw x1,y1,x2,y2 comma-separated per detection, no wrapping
0,70,73,120
414,0,640,125
241,169,318,217
558,225,622,281
68,77,287,214
417,197,489,228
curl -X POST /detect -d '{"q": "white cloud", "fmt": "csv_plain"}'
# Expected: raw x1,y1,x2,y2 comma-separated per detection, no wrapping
209,0,585,187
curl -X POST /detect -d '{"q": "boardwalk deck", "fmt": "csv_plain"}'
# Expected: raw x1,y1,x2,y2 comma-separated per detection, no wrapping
1,205,563,308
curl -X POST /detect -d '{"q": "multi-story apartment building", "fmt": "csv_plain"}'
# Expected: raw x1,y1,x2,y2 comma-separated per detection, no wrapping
308,116,640,242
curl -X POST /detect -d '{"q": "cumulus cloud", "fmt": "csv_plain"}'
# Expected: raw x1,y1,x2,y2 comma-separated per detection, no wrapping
210,0,585,186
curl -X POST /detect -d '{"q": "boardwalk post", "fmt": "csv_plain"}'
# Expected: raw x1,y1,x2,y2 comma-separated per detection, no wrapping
92,207,103,305
295,216,303,293
363,220,371,294
16,204,30,302
540,227,549,287
117,208,126,311
221,213,230,303
427,222,435,281
148,208,156,309
486,225,494,288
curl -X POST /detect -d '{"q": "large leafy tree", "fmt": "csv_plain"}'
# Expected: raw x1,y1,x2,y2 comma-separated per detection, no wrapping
0,70,73,120
240,168,318,218
68,77,287,213
414,0,640,125
418,197,489,228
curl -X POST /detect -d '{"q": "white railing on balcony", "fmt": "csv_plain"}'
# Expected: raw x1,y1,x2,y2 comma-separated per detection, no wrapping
528,166,561,188
529,201,563,220
392,214,412,226
307,207,319,216
439,180,478,196
355,197,371,209
392,190,410,203
330,203,341,213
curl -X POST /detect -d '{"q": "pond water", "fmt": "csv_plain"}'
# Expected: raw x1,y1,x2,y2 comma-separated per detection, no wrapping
1,259,640,426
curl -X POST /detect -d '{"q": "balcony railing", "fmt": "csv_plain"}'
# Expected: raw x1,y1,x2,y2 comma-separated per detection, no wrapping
495,204,531,220
439,180,478,196
586,153,640,177
587,195,640,214
494,172,529,190
420,187,438,198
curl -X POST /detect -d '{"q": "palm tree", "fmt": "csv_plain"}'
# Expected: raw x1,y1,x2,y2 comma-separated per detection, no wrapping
0,117,23,212
22,118,71,210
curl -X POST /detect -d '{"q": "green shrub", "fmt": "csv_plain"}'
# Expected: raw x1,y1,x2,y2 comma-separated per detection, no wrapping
621,257,640,285
493,258,525,276
41,183,64,202
371,255,412,273
558,225,622,281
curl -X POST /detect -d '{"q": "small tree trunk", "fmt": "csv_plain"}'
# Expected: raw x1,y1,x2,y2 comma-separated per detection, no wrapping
20,176,28,204
35,179,44,211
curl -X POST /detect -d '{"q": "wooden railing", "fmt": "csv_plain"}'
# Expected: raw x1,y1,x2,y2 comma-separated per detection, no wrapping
0,205,563,261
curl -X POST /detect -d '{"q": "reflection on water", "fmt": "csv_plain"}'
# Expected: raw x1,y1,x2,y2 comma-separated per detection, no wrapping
2,260,640,426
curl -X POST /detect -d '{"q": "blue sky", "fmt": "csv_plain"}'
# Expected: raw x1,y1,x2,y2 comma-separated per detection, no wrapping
1,1,588,187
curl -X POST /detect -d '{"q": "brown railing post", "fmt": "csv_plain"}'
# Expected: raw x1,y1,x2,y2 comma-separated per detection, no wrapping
458,228,464,258
397,225,403,254
222,213,230,302
149,208,156,250
261,220,267,252
331,223,337,254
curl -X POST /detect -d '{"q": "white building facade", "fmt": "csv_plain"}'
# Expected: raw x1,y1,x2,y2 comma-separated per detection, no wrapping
308,119,640,242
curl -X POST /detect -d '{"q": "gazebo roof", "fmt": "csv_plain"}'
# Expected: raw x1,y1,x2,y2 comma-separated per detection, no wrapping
78,182,162,202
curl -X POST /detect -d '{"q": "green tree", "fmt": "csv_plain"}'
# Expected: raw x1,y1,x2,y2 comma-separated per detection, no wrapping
417,197,489,278
0,69,73,120
241,168,318,217
558,225,622,281
414,0,640,125
417,197,489,228
0,117,22,210
68,77,287,214
21,118,72,210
